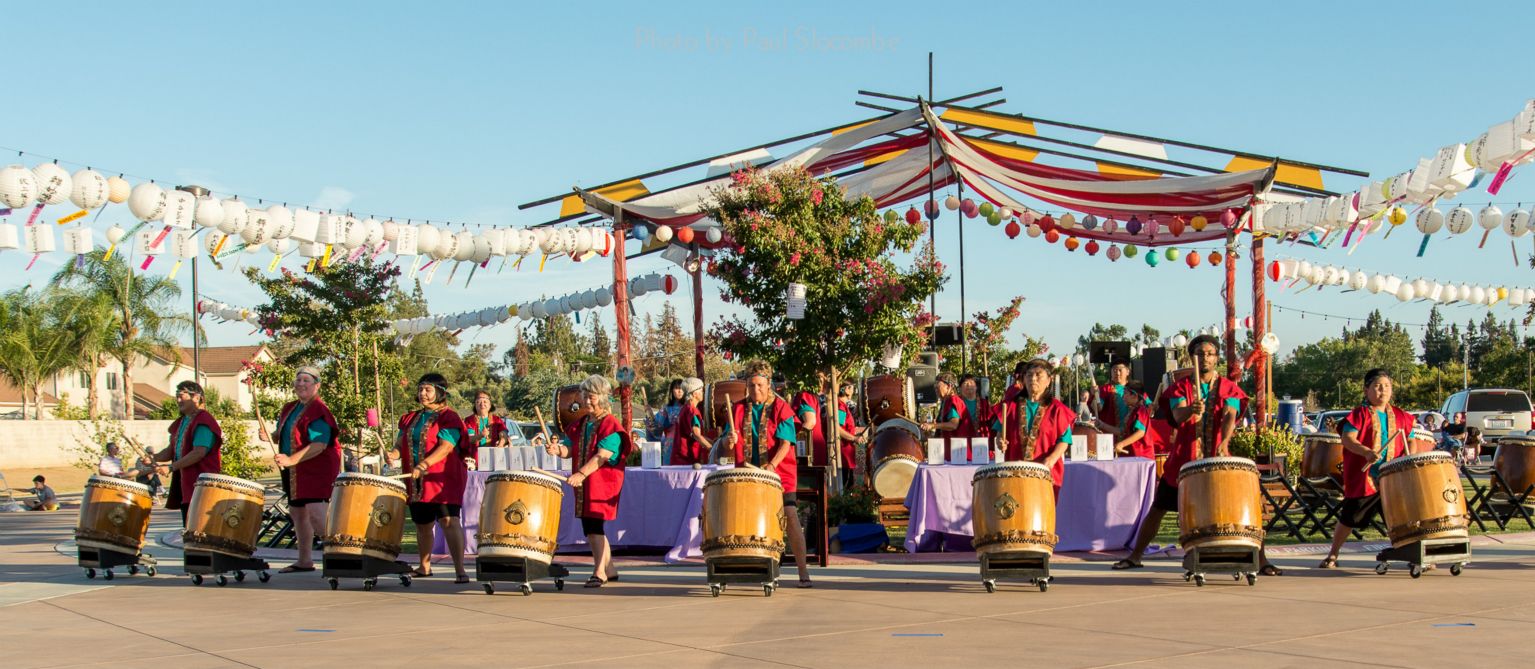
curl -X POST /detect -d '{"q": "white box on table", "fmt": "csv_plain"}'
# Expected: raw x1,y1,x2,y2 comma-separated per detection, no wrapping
970,438,992,464
1093,434,1114,461
641,441,663,469
927,439,946,465
507,447,527,471
477,447,495,471
947,440,968,464
1070,435,1090,462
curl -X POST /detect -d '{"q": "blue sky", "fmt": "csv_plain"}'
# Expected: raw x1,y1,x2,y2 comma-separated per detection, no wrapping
5,1,1533,364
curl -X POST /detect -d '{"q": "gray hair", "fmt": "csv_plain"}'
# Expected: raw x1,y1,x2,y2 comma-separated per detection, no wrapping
579,374,613,409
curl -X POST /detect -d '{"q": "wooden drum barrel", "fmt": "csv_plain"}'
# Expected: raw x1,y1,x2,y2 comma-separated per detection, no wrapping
554,385,589,433
705,379,748,436
863,374,914,425
477,470,565,564
75,476,154,555
1378,451,1470,549
1300,433,1344,481
971,462,1057,556
1494,436,1535,496
182,474,266,558
701,467,785,562
323,472,408,562
868,418,924,499
1177,457,1264,551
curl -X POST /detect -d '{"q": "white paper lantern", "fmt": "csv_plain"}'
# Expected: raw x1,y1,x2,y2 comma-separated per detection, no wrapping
343,217,368,248
1480,205,1504,231
1411,278,1429,296
485,229,507,256
1382,276,1403,294
572,227,593,255
560,228,581,255
1366,274,1386,294
581,289,598,309
266,205,294,240
161,190,196,230
105,224,127,245
543,298,561,316
416,225,440,255
1446,206,1475,234
219,199,249,235
1275,258,1297,281
595,287,613,307
471,235,491,262
1443,284,1461,303
170,230,198,259
69,169,109,210
706,226,723,243
24,225,55,253
1415,207,1444,234
1335,269,1352,287
1426,282,1445,302
1512,288,1528,306
1395,284,1416,302
1322,266,1340,286
453,231,475,261
268,237,291,255
362,218,384,247
315,215,344,244
381,219,400,241
105,175,130,204
127,183,167,222
1505,210,1531,237
391,225,418,256
1459,283,1474,303
1348,271,1368,291
1471,286,1488,304
242,209,272,245
0,165,38,209
31,163,71,206
653,225,673,244
431,229,459,260
191,196,224,229
288,208,319,241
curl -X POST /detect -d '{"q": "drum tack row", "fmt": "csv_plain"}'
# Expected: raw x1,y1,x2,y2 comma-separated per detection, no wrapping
74,453,1474,594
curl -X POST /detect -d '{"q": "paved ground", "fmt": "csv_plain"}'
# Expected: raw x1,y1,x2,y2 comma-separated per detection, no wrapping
4,508,1534,669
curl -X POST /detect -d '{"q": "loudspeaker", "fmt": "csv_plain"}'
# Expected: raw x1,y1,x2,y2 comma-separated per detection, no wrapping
907,365,938,404
930,323,964,347
917,351,939,368
1089,340,1131,365
1137,347,1176,387
976,376,991,400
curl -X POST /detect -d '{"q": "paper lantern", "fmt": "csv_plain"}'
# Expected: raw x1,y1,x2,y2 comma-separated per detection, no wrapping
1004,221,1020,238
978,202,994,218
430,228,458,260
1164,248,1180,261
1185,251,1201,268
1146,217,1161,237
1057,213,1076,229
960,199,979,218
0,165,40,209
654,224,674,243
105,175,130,204
924,200,942,221
1411,278,1429,296
1415,207,1444,234
31,163,71,205
1190,214,1208,232
1026,224,1042,238
127,183,167,221
595,287,613,307
985,211,1002,226
1349,271,1368,291
105,224,126,245
706,226,723,243
1296,261,1313,282
1044,229,1060,244
341,217,367,248
218,199,249,235
1081,214,1098,230
23,225,55,253
241,209,272,244
1061,236,1078,252
1084,240,1100,256
1103,218,1119,234
1272,259,1293,281
69,169,109,210
676,226,695,244
266,206,294,239
1039,214,1055,229
1471,286,1488,304
943,195,959,211
1124,244,1139,258
1220,209,1238,228
268,238,291,255
192,196,224,229
453,231,476,261
999,208,1014,220
594,229,614,256
1505,210,1531,237
1208,250,1222,266
631,224,650,242
1387,206,1408,226
1442,284,1460,303
382,220,400,242
1446,207,1474,234
363,218,384,247
1512,288,1528,306
905,207,921,224
1366,274,1385,294
1480,205,1504,231
1168,216,1186,236
1382,276,1403,294
1145,250,1159,267
1107,244,1121,261
416,224,440,254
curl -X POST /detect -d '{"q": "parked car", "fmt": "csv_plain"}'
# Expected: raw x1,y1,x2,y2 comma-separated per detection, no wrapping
1440,388,1534,439
1312,410,1352,434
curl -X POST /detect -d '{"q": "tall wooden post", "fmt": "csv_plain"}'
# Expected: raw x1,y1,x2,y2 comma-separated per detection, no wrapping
1251,235,1268,427
693,267,706,379
613,208,634,431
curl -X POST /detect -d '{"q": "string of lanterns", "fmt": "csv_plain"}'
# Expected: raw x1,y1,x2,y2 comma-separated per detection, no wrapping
1268,257,1534,308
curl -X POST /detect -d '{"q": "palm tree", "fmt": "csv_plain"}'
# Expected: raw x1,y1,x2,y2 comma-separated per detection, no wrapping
56,288,117,418
0,287,97,418
52,250,191,419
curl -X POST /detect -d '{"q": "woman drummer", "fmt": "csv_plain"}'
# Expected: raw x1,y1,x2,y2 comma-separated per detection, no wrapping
1317,368,1418,569
670,377,709,466
465,390,511,467
545,374,630,587
268,366,341,573
990,359,1075,493
727,359,813,587
390,372,470,583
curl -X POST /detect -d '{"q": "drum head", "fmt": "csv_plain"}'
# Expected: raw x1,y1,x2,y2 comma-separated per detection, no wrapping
196,473,265,493
336,471,407,491
876,417,923,442
86,475,152,494
873,457,918,498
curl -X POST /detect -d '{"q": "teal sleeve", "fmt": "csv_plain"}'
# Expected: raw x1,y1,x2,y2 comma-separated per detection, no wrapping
1225,398,1241,410
774,418,797,444
560,434,573,447
691,414,701,429
305,421,332,445
438,428,460,447
1339,419,1359,435
1170,398,1186,407
191,426,216,449
596,433,621,464
1131,419,1145,432
1057,432,1071,445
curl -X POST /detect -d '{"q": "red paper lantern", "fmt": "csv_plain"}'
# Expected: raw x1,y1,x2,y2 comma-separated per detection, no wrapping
662,275,678,294
1044,229,1060,244
1185,251,1201,268
1084,240,1100,256
905,207,921,224
1039,214,1055,229
1266,260,1280,281
1064,236,1080,252
676,226,695,244
1004,221,1021,238
1169,216,1186,237
1209,250,1223,266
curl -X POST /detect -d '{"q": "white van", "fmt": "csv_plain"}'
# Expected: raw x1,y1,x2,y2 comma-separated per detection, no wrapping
1440,389,1534,438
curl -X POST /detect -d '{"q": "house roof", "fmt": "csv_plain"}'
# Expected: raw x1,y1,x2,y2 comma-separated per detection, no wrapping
133,383,172,418
151,345,268,376
0,379,60,407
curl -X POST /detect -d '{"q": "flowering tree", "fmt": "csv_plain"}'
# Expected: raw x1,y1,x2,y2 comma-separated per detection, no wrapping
704,166,945,486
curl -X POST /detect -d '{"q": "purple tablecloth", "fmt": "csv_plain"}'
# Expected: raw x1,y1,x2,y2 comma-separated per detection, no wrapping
433,466,716,564
903,458,1157,553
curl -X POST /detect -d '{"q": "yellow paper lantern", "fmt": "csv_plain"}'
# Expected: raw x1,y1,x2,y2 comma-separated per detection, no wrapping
1388,206,1407,226
1190,215,1208,231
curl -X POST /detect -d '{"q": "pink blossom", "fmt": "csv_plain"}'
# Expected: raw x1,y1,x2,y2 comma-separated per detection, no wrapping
789,252,801,266
811,188,824,205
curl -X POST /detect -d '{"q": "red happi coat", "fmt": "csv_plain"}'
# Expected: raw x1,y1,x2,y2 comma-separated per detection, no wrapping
794,391,831,468
1163,375,1248,487
564,412,631,520
464,414,510,465
669,402,706,465
165,410,224,509
997,397,1075,488
837,399,858,471
1341,404,1416,499
276,399,341,501
397,408,468,505
1097,383,1127,429
1120,404,1155,460
732,397,799,492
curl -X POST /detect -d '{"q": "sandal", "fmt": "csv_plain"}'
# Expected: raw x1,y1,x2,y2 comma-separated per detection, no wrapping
1260,564,1284,577
798,578,813,588
584,576,606,588
1316,557,1338,569
454,573,470,584
411,567,432,577
1111,558,1143,570
278,565,316,574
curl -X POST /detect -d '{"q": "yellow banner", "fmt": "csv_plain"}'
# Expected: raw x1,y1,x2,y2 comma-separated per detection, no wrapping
940,108,1037,136
558,179,649,218
1225,156,1325,191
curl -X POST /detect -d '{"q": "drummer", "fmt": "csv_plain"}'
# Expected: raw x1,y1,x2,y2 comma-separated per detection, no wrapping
1092,359,1134,434
1317,368,1417,569
836,382,864,488
391,373,470,584
154,381,223,528
957,374,992,439
798,371,864,475
268,366,341,574
727,360,812,588
923,373,974,462
991,359,1074,492
1108,381,1153,458
465,390,511,468
546,374,630,587
669,377,710,466
1113,335,1282,575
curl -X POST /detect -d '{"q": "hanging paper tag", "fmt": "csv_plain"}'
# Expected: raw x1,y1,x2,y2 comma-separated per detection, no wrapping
140,256,155,270
103,243,117,262
321,244,333,267
0,208,11,216
538,253,548,272
212,233,229,256
75,254,86,269
1416,234,1431,257
465,263,479,287
1466,169,1485,190
167,260,184,280
408,255,422,278
305,258,317,272
371,241,387,261
267,254,281,272
1488,162,1515,195
1513,241,1521,267
25,204,44,226
424,262,440,285
148,226,170,251
1479,229,1492,249
25,254,39,270
56,210,87,225
346,245,366,263
445,262,461,286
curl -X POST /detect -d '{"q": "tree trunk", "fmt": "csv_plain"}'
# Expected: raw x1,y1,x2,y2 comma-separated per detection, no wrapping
31,383,44,419
20,384,29,420
121,355,135,420
86,356,101,420
825,365,842,496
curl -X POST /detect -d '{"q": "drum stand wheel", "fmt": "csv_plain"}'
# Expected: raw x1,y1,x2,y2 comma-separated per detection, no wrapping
979,551,1053,593
1372,538,1471,579
79,546,158,581
183,550,270,587
474,556,569,596
705,557,780,597
321,554,415,591
1181,546,1260,587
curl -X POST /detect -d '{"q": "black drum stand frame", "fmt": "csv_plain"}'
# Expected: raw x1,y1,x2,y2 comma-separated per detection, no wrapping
705,556,780,597
1182,545,1260,587
979,550,1053,593
1373,537,1471,578
184,550,271,587
78,545,157,580
475,555,569,595
322,554,413,591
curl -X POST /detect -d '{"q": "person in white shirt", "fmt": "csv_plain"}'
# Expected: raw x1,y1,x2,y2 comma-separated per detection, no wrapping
97,442,128,478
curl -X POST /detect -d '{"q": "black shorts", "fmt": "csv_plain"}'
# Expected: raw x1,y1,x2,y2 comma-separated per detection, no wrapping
580,517,606,536
1338,495,1384,529
1151,481,1179,513
280,470,325,507
408,502,461,525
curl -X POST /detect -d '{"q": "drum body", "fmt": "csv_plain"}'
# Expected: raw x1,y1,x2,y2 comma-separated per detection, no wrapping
182,474,266,558
1177,457,1264,551
75,476,154,554
554,385,589,433
971,462,1057,556
1494,437,1535,496
477,470,564,564
323,472,408,562
1378,451,1470,549
869,418,924,499
1301,433,1344,481
705,379,748,436
701,468,785,561
863,374,914,425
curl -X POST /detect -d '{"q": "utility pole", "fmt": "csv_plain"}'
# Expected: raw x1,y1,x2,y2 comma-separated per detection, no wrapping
176,185,210,387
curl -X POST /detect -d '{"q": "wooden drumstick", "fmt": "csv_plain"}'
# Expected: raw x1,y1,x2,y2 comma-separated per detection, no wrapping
1191,350,1205,459
1362,429,1404,474
529,467,563,480
996,403,1009,456
533,406,557,456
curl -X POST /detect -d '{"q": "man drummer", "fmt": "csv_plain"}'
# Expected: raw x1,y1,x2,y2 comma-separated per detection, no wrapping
1112,335,1282,576
1317,368,1418,569
154,381,223,528
727,360,812,588
1092,359,1134,434
799,371,864,475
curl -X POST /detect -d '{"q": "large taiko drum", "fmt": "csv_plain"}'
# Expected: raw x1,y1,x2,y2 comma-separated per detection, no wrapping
706,379,748,436
323,472,408,562
1378,451,1470,549
971,462,1057,556
1495,436,1535,496
863,374,914,425
1177,457,1264,551
869,418,924,499
701,467,785,562
554,385,589,433
1410,427,1437,454
1300,433,1344,481
477,470,564,564
75,476,154,555
182,474,266,558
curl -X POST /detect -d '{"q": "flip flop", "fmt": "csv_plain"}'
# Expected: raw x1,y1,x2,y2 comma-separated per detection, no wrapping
1111,559,1143,570
607,574,620,582
797,578,813,588
584,576,606,588
1260,564,1284,577
1316,557,1338,569
278,565,316,574
454,574,470,584
411,567,433,577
